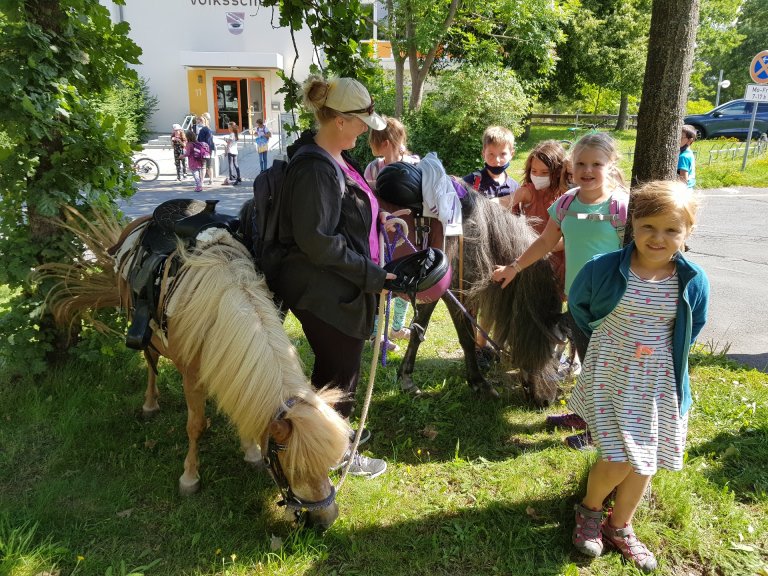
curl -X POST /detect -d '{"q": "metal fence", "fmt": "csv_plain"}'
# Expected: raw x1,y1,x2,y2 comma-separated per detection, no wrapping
621,138,768,166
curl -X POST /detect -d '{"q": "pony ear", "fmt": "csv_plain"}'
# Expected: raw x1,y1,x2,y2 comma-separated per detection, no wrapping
269,419,293,444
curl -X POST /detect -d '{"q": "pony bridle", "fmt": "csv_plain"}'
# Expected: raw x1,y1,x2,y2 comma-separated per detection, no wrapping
263,398,337,519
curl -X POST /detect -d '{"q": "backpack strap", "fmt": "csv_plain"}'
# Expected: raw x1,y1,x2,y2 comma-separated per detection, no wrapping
290,144,345,195
554,189,578,225
556,188,629,244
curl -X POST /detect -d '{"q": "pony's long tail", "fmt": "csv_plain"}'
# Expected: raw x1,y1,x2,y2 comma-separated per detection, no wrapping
461,198,563,375
33,206,125,334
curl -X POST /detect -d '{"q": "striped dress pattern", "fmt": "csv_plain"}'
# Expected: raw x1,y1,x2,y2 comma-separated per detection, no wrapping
569,270,688,475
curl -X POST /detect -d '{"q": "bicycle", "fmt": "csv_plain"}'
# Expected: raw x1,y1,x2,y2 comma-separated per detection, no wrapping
133,156,160,181
560,119,610,149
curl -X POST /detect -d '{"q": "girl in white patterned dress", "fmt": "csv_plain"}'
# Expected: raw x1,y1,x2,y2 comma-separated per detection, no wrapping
567,180,709,572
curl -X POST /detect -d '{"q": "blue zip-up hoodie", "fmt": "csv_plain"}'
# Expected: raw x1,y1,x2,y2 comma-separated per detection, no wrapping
569,242,709,416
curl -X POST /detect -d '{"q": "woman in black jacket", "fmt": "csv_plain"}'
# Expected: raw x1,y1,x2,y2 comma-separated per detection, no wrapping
272,75,397,479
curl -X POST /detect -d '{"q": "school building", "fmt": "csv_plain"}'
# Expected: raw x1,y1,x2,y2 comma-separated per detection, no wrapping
101,0,394,136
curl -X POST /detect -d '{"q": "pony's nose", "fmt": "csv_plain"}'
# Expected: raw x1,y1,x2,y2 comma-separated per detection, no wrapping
306,502,339,532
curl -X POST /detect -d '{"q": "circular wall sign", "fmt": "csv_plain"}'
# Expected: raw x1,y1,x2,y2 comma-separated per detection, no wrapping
750,51,768,84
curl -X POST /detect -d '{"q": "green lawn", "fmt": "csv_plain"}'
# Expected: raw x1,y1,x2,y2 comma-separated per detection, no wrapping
1,300,767,576
514,126,768,189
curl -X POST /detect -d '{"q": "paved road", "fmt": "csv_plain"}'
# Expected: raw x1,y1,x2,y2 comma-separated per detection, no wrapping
121,155,768,372
689,186,768,371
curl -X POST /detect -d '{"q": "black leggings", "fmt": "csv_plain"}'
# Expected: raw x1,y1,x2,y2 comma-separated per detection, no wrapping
291,308,365,418
227,153,240,181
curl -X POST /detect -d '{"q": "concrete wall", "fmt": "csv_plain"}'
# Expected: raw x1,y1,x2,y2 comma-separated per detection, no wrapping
102,0,318,135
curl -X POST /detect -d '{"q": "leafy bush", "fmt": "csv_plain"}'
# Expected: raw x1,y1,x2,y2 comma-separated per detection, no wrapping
406,65,531,176
95,76,158,145
686,99,716,115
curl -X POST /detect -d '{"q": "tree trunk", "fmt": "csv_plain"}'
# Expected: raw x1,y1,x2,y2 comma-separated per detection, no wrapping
631,0,699,188
616,92,629,130
627,0,699,242
394,55,405,118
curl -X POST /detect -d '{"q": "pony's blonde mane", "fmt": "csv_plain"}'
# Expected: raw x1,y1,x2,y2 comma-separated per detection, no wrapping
38,208,351,482
165,229,349,478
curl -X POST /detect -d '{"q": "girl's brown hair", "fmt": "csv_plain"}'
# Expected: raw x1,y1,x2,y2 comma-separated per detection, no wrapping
522,139,566,190
631,180,700,234
228,122,239,141
368,115,410,154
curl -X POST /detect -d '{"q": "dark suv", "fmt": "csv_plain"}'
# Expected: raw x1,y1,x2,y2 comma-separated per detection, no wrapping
684,99,768,140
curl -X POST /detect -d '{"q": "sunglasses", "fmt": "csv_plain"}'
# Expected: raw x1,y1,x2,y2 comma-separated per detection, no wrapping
342,98,375,115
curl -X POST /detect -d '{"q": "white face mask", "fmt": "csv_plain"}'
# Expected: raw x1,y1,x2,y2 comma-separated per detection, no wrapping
529,174,551,190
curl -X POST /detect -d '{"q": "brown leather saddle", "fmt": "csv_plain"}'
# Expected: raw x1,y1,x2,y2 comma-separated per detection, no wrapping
125,199,240,350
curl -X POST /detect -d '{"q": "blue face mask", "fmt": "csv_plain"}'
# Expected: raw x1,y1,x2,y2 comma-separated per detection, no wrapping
485,162,510,175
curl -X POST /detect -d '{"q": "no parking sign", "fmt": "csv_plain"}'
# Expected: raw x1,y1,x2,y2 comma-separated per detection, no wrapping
749,50,768,84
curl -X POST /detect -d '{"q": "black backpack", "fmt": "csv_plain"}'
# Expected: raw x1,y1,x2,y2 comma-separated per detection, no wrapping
246,144,344,281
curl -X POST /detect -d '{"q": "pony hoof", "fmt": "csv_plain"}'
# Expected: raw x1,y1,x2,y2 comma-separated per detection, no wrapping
141,405,160,420
178,475,201,495
401,382,423,396
471,382,500,399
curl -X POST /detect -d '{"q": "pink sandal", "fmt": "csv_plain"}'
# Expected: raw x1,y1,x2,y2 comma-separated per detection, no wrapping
572,503,604,557
602,518,657,572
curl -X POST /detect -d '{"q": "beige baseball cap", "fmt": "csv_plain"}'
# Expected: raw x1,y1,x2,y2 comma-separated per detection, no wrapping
324,77,386,130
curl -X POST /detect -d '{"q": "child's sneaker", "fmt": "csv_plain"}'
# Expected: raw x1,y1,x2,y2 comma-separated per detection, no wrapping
602,519,658,572
332,450,387,479
565,431,594,450
348,427,371,446
546,413,588,430
389,327,411,340
573,503,604,557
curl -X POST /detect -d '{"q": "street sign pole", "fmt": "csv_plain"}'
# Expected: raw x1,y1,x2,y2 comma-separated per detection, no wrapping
716,69,723,107
741,105,758,171
742,52,768,171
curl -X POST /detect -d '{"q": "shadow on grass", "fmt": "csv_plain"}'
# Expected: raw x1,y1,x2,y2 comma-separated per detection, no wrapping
687,425,768,503
307,496,583,576
359,361,564,465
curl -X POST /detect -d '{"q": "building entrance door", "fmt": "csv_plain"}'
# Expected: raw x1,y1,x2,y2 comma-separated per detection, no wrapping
214,78,241,133
213,77,265,133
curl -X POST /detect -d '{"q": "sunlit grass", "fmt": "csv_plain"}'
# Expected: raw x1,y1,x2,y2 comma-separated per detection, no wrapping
515,125,768,189
1,297,767,575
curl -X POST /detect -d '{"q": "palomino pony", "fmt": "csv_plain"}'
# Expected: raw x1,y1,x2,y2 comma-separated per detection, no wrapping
387,190,566,406
39,205,350,529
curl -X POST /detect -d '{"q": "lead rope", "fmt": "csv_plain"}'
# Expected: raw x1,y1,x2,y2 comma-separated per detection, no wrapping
337,224,403,489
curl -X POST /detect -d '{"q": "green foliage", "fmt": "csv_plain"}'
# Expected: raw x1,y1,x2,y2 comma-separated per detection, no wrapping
445,0,575,93
0,0,141,374
95,76,159,146
407,65,531,175
0,520,67,576
712,0,768,100
262,0,377,116
544,0,650,109
689,0,746,101
686,98,716,115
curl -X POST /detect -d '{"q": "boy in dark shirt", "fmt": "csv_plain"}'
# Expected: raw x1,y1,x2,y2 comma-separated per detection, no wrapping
462,125,519,207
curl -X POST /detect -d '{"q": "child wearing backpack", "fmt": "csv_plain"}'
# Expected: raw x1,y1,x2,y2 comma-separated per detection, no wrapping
183,129,209,193
492,132,628,447
567,180,708,572
364,116,420,346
